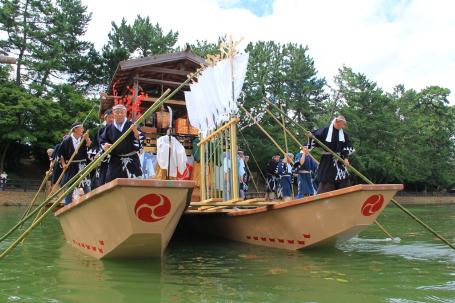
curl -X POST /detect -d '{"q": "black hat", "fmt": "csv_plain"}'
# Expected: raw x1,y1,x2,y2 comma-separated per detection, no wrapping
104,109,113,117
71,122,83,131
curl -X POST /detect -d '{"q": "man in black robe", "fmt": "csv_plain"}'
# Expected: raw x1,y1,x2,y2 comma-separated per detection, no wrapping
99,104,143,182
59,123,92,204
307,115,355,194
264,153,280,200
50,137,66,186
89,109,114,189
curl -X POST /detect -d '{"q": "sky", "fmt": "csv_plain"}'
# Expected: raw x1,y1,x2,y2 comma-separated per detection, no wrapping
81,0,455,101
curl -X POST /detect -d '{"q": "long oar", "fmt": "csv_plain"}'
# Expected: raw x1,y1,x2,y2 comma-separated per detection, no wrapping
263,96,455,251
20,104,98,221
19,169,52,222
262,106,394,239
0,71,199,259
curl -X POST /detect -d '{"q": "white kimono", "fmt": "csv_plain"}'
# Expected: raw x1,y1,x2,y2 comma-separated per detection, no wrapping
156,135,187,177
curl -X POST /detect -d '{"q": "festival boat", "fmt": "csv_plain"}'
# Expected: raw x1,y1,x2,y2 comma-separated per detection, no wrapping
55,179,194,259
185,184,402,250
175,39,404,250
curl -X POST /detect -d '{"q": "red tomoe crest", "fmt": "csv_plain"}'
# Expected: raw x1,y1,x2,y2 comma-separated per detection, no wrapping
134,194,171,223
361,194,384,216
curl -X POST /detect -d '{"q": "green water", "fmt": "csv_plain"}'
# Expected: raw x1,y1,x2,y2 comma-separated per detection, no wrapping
1,205,455,303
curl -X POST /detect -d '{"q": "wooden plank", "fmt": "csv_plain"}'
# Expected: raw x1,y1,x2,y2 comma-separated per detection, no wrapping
135,76,190,88
138,66,191,76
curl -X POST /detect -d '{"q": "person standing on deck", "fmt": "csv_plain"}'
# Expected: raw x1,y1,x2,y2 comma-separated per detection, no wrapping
306,115,355,194
59,123,92,204
294,146,318,198
50,136,67,186
100,104,144,182
264,153,280,200
276,153,294,201
238,151,246,199
89,109,114,188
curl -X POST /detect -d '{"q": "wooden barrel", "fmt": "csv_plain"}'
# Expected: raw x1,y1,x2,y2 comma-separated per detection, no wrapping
156,112,170,129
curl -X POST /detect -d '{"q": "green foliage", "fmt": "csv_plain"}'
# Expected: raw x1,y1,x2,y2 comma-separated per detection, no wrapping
0,0,97,94
239,41,328,170
101,15,178,85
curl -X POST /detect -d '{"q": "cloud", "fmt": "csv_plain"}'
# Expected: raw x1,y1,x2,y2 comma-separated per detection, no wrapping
81,0,455,101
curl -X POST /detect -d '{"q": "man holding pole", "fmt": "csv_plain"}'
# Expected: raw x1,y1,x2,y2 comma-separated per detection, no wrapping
100,104,143,182
89,109,114,188
307,115,355,194
59,123,92,204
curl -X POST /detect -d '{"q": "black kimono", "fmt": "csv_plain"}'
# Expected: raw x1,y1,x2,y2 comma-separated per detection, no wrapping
88,126,110,189
59,135,91,195
50,143,63,185
99,119,144,182
309,124,355,192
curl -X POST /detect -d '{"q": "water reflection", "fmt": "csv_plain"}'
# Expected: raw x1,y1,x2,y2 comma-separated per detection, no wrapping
1,206,455,302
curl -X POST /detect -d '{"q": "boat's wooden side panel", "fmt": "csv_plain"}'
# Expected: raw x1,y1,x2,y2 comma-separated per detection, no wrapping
56,179,194,259
184,185,401,250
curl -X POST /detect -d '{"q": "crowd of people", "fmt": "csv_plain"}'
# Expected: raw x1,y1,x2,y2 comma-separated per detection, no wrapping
264,115,355,201
46,108,353,205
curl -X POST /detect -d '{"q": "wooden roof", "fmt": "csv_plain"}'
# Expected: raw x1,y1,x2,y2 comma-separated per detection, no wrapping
108,50,205,96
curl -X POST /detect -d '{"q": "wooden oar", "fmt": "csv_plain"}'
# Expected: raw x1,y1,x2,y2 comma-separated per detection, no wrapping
262,106,394,238
263,96,455,250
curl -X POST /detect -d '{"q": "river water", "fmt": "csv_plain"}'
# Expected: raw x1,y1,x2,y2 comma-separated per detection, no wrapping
1,205,455,303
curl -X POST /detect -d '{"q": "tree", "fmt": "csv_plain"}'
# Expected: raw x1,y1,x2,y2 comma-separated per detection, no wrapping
239,41,328,172
101,15,179,85
0,0,97,95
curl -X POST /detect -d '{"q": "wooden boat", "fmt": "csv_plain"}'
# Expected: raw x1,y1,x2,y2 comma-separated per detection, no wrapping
185,184,402,250
55,179,194,259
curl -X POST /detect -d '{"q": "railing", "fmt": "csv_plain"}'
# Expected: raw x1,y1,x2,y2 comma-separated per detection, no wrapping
0,179,43,192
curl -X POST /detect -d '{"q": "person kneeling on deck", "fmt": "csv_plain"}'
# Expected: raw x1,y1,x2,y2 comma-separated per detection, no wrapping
100,104,144,182
306,115,355,194
276,153,294,201
294,146,318,198
60,123,92,205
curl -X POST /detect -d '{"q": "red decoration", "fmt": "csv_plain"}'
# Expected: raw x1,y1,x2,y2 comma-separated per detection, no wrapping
361,194,384,216
134,194,172,223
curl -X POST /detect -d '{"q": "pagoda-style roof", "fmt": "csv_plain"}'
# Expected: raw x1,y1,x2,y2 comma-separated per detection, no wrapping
108,50,205,96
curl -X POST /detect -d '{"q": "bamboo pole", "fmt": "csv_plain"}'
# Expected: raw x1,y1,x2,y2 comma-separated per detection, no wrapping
198,117,239,146
280,104,289,154
264,107,319,164
31,135,87,224
244,159,259,193
0,75,196,257
263,97,455,250
200,140,207,201
240,105,286,155
230,121,239,200
19,169,51,222
20,103,97,224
